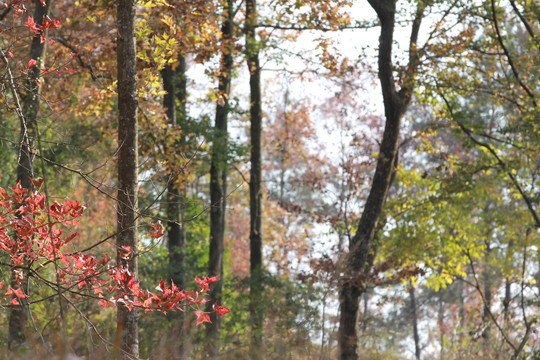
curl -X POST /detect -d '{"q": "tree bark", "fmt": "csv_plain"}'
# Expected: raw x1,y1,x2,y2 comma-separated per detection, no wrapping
205,1,233,355
482,241,492,352
246,0,264,358
409,285,421,360
338,0,425,358
438,296,444,360
162,56,188,358
8,0,50,350
116,0,139,358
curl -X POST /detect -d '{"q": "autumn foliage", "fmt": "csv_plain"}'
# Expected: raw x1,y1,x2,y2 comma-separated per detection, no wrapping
0,180,228,320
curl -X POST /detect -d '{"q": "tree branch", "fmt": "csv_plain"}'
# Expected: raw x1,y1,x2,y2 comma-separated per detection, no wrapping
256,23,374,32
490,0,537,106
440,93,540,228
508,0,537,41
49,36,98,81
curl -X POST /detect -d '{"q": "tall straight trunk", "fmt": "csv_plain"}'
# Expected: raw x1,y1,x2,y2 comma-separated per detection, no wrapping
503,277,511,321
438,297,444,360
8,0,50,349
246,0,263,357
206,0,233,355
409,285,421,360
482,241,492,352
162,57,188,358
338,1,425,358
116,0,139,358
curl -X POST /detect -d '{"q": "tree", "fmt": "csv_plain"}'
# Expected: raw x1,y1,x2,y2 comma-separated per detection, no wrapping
245,0,264,357
115,0,140,357
9,0,51,349
161,57,189,357
206,0,235,354
338,0,426,358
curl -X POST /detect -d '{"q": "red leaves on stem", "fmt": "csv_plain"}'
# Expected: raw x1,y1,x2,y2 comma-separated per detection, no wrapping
195,275,219,291
24,16,40,33
0,181,230,323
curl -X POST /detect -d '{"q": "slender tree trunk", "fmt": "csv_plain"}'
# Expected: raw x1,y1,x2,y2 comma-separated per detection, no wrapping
502,238,514,323
409,285,421,360
206,1,233,355
482,241,492,354
116,0,139,357
246,0,263,357
8,0,50,350
162,64,185,292
438,297,444,360
503,278,511,322
162,56,188,359
338,1,425,358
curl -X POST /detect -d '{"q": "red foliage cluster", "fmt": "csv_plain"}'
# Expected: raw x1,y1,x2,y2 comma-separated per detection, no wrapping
0,181,229,322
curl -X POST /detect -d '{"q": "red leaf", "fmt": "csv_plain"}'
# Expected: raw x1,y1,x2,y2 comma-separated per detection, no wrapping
0,188,10,200
194,276,209,291
98,299,110,308
214,303,231,316
149,221,165,238
6,287,29,299
195,310,211,325
24,16,40,34
28,59,37,68
30,177,44,189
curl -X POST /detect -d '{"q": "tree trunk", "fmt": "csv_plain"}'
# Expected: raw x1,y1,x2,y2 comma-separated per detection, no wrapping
482,241,492,353
116,0,139,357
246,0,264,358
338,1,425,358
9,0,50,350
206,1,233,355
409,285,421,360
162,56,188,358
438,297,444,360
162,64,184,291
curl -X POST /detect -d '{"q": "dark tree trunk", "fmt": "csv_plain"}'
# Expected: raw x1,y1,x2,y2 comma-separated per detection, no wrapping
503,277,511,321
482,241,492,351
116,0,139,357
503,239,514,323
338,1,425,358
8,0,50,350
206,1,233,355
246,0,263,358
162,56,188,358
409,285,421,360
